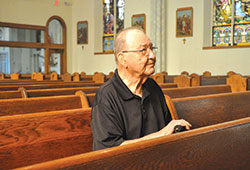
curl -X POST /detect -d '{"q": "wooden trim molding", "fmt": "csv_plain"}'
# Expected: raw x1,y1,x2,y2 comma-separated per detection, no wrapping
0,22,46,30
94,52,114,55
203,45,250,50
0,17,67,75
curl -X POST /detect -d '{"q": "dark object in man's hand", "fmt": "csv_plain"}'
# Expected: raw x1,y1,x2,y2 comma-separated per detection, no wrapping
174,125,187,133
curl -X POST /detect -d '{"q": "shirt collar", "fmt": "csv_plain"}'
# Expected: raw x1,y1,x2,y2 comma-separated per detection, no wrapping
111,69,151,100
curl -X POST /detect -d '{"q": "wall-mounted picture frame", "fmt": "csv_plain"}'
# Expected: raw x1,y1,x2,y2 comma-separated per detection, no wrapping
176,7,193,37
77,21,88,44
131,13,146,33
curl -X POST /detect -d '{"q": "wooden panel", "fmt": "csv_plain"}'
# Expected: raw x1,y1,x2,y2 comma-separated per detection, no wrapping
202,71,211,76
171,91,250,128
0,108,92,169
26,86,99,97
158,83,177,89
0,82,102,91
226,74,247,92
0,95,84,116
152,73,164,83
190,73,200,86
162,85,231,99
0,91,23,99
174,75,191,87
200,76,227,86
15,117,250,170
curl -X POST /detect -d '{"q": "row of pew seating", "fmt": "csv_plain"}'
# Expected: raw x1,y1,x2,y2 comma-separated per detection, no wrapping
1,70,249,92
0,72,249,169
152,72,250,92
0,72,114,83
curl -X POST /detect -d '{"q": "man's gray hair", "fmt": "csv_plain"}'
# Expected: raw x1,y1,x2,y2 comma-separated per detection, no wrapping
114,27,144,62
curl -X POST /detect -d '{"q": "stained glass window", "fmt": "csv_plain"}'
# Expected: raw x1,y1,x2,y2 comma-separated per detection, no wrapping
212,0,250,46
103,0,124,53
116,0,125,33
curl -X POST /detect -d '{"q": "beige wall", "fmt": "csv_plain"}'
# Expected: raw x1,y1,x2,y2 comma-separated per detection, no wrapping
54,0,250,75
166,0,250,75
71,0,152,74
1,0,250,75
0,0,73,72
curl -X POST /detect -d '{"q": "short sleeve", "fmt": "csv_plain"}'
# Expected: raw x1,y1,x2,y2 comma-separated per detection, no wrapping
91,103,125,151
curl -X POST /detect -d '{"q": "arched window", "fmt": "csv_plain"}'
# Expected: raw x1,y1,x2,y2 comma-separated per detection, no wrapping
46,16,67,75
0,16,67,75
103,0,125,53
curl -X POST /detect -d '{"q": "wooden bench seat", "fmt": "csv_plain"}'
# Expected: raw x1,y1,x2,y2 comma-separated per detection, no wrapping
0,88,27,99
26,86,99,97
15,117,250,170
162,85,231,99
201,75,227,86
0,80,63,85
0,108,92,170
0,91,89,116
0,82,102,91
0,88,98,105
166,91,250,128
158,83,177,88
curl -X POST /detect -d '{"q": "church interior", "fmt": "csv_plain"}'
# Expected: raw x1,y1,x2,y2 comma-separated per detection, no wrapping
0,0,249,169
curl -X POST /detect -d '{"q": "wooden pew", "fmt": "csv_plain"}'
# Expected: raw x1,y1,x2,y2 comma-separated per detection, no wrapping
85,85,232,108
166,91,250,128
26,86,99,98
73,72,110,84
162,85,231,99
0,82,102,91
200,75,227,86
15,117,250,170
0,87,27,99
0,108,93,170
226,74,250,92
152,73,190,87
0,87,99,100
0,91,89,116
158,83,177,88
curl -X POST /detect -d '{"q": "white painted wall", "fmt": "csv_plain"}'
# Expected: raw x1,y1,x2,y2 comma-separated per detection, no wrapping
71,0,152,74
1,0,250,75
166,0,250,75
0,0,73,72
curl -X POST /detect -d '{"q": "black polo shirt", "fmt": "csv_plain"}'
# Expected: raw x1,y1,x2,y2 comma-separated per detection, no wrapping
91,70,172,151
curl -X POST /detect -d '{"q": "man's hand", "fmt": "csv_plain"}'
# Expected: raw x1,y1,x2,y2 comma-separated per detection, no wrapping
158,119,192,136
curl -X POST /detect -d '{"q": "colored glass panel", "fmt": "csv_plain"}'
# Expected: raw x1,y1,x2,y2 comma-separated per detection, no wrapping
233,24,250,45
213,0,233,25
103,0,114,35
213,26,231,46
234,0,250,23
116,0,125,34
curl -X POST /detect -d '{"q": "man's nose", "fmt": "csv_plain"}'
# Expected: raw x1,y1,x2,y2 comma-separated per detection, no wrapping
148,50,156,60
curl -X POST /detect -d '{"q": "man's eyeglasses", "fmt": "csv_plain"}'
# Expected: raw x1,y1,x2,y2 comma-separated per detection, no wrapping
121,46,158,55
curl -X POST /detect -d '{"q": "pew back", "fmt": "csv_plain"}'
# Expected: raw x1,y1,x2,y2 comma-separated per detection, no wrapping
167,91,250,128
162,85,231,99
26,86,99,97
0,82,102,91
15,117,250,170
0,108,92,169
0,92,89,116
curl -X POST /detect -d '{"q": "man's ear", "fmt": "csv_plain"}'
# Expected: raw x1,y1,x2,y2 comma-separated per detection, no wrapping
117,52,127,68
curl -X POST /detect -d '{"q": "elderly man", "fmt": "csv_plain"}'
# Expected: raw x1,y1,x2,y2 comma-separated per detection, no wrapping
91,27,191,151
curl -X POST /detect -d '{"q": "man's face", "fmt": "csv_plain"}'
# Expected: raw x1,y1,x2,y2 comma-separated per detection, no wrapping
122,30,156,78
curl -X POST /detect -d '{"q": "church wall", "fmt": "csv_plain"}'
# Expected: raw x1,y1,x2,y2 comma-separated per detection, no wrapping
1,0,249,75
71,0,152,74
0,0,73,73
166,0,250,75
